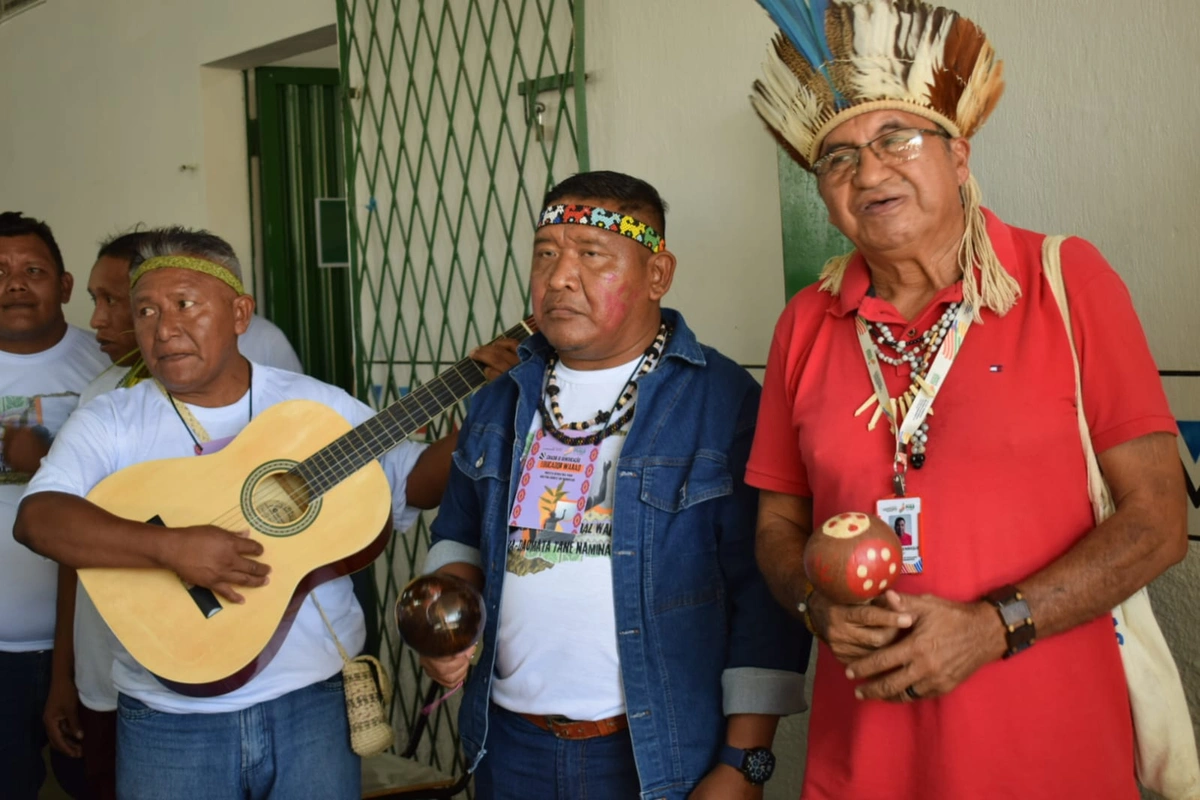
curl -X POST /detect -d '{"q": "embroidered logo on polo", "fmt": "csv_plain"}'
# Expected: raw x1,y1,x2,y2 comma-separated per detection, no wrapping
536,203,665,253
506,429,621,577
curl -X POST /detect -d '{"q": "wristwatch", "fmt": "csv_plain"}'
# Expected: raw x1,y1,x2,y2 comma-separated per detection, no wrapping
719,744,776,785
984,584,1036,658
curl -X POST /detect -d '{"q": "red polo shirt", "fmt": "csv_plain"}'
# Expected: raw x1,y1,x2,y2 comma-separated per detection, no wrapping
748,210,1176,800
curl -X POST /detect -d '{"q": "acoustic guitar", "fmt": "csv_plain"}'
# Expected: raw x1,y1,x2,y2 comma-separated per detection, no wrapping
78,317,534,697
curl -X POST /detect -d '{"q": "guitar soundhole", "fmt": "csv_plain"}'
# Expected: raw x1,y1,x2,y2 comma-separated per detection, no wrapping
251,471,311,527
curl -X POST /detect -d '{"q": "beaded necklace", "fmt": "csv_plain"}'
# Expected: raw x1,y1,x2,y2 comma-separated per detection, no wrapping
856,301,961,468
539,322,670,447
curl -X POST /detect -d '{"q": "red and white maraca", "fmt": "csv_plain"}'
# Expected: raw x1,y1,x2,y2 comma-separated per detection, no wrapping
804,512,902,605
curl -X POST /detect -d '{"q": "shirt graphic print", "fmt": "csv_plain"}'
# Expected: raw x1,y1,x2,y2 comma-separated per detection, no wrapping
507,427,622,576
0,392,79,484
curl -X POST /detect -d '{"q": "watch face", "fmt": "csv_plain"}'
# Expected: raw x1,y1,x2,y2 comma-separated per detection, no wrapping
743,748,775,784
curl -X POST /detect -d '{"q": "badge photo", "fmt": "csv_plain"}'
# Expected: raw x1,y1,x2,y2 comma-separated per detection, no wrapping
876,496,923,573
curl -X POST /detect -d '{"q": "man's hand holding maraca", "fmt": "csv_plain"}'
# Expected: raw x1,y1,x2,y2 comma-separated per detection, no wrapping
420,645,477,689
803,513,912,666
398,564,486,690
808,589,911,665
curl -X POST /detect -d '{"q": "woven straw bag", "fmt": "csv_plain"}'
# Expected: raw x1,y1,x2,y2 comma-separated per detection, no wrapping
313,594,395,757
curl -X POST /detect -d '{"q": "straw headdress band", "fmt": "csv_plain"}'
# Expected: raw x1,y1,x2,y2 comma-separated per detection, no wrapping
750,0,1019,318
130,255,245,295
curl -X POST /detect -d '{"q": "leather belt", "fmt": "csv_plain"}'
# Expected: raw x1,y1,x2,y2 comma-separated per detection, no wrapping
518,712,629,740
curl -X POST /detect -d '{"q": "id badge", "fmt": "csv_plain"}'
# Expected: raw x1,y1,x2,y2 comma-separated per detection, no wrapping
876,496,923,574
508,430,600,534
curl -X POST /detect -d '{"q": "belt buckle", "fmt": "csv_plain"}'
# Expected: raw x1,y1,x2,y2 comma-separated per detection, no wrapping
545,715,575,738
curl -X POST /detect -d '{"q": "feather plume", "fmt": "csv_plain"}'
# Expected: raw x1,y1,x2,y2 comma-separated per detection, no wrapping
775,34,835,111
928,14,982,116
955,41,1005,136
756,0,835,72
902,9,954,105
751,40,826,160
825,3,858,100
848,2,913,101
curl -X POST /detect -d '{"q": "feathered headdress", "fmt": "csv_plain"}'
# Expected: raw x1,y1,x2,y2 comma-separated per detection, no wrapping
752,0,1018,317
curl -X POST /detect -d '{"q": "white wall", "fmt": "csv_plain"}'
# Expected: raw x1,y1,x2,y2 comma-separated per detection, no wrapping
586,3,785,367
0,0,335,327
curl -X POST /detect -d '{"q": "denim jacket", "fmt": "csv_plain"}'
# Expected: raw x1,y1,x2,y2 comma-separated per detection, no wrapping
426,309,810,800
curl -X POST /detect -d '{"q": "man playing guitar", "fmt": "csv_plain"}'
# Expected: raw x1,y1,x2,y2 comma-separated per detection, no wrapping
14,226,516,799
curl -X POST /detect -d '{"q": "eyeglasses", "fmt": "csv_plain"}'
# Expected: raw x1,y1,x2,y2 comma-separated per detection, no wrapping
812,128,950,181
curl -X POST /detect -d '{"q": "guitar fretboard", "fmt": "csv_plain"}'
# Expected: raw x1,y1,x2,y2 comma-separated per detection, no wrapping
292,318,533,498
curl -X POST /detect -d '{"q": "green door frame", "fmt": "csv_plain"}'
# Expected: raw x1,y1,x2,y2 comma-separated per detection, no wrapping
253,66,355,393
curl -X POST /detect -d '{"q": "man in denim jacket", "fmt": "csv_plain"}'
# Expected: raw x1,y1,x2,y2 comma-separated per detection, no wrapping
420,171,809,799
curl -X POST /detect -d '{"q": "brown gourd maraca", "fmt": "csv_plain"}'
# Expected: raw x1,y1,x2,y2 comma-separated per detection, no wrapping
395,573,486,658
804,512,903,605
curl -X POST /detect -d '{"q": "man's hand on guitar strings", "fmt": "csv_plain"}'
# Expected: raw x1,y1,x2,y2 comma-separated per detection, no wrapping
470,339,521,381
161,526,271,604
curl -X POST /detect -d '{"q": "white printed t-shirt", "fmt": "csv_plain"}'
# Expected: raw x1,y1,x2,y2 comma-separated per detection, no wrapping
27,364,425,713
72,339,306,711
0,325,106,652
491,357,642,721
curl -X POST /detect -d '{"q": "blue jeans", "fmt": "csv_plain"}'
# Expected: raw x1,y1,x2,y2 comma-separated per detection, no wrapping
115,674,359,800
0,649,87,800
474,706,641,800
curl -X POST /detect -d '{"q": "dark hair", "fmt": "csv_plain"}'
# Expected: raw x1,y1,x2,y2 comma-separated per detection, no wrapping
131,226,243,281
96,228,149,267
0,212,65,273
542,171,669,235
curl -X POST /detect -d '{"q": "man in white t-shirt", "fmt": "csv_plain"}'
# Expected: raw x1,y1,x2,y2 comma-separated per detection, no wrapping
419,172,810,799
0,211,105,800
14,226,515,800
41,229,311,800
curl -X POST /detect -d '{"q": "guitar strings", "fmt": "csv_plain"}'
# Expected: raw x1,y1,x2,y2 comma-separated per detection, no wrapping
205,312,531,526
200,357,492,533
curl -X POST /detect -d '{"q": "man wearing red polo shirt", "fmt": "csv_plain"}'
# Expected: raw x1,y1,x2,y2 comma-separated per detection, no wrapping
745,1,1190,798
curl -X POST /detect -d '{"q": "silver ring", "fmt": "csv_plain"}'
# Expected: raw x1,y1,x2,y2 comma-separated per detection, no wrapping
905,685,920,700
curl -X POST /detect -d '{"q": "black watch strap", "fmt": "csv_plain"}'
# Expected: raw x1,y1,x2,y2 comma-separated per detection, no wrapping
984,584,1035,658
719,745,775,785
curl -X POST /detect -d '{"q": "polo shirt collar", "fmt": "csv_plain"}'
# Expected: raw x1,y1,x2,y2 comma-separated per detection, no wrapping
828,207,1018,323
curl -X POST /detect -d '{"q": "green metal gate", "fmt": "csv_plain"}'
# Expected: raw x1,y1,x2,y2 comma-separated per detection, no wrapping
336,0,588,780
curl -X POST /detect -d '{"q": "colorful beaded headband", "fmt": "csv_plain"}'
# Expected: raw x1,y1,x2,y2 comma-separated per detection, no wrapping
537,204,665,253
130,255,245,295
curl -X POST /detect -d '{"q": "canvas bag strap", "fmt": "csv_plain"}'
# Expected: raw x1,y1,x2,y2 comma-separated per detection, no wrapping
310,593,393,707
1040,235,1115,524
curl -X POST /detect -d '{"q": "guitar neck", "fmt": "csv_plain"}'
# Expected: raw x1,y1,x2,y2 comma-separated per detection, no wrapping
295,317,535,497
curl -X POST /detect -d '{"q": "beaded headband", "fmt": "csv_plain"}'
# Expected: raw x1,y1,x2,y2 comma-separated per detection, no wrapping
129,255,245,295
537,204,665,253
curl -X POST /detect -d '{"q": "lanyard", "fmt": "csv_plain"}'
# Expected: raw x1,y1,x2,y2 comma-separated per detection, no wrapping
854,301,974,495
156,367,253,455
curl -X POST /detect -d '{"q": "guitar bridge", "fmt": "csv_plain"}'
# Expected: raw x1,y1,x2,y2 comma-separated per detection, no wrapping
146,515,223,618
